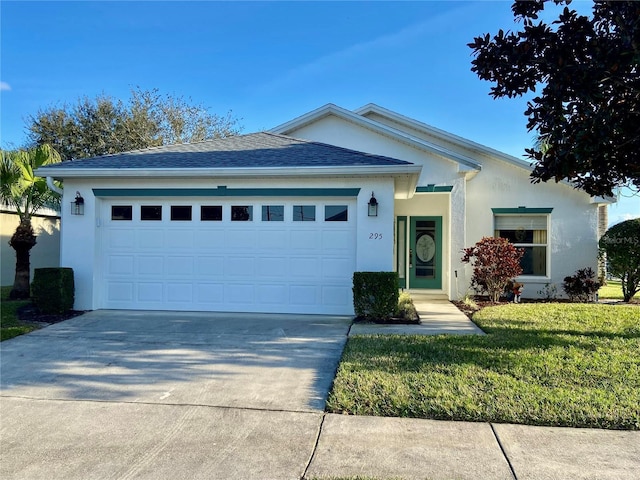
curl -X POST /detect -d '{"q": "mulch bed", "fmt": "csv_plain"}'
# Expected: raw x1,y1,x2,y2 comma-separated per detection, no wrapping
353,315,421,325
17,303,87,325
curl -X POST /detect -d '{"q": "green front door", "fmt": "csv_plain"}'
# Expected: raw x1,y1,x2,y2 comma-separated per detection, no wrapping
409,216,442,289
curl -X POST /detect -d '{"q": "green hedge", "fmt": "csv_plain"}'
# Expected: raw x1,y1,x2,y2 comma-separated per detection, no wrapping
31,268,75,314
353,271,399,320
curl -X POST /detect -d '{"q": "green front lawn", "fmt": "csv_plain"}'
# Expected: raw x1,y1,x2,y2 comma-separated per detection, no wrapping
0,286,37,341
327,303,640,430
599,280,639,301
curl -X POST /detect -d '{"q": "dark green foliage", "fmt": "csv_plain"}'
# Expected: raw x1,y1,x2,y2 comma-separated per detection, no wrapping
28,87,242,161
31,268,75,314
353,272,399,320
599,218,640,302
563,267,601,302
469,1,640,196
396,292,419,322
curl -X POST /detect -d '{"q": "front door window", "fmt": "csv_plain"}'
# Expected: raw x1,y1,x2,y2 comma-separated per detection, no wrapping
409,216,442,289
415,221,437,279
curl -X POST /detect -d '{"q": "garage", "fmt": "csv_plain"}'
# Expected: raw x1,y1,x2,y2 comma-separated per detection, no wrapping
37,131,418,315
98,194,357,314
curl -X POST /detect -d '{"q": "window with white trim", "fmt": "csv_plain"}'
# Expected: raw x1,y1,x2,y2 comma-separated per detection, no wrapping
494,215,548,276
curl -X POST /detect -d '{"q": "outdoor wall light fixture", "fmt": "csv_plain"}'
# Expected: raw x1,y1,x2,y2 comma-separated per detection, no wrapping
368,192,378,217
71,191,85,216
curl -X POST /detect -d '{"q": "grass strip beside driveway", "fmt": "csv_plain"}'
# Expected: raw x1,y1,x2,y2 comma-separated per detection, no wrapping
327,303,640,430
0,286,35,341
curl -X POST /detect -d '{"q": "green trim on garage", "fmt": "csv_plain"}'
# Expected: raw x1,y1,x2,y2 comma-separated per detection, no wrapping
93,187,361,197
492,207,553,214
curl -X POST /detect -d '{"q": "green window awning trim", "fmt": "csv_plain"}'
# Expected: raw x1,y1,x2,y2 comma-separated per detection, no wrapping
93,187,361,197
415,184,453,193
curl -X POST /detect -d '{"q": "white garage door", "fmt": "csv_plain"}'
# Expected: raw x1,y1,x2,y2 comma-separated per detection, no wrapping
99,198,357,314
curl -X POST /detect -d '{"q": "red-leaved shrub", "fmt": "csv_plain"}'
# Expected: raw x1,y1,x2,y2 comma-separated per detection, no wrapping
462,237,524,302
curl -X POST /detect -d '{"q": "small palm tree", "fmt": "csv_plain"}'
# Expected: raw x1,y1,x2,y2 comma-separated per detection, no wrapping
1,144,62,299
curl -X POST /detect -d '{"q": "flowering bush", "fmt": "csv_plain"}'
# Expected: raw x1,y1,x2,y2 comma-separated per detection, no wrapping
461,237,524,302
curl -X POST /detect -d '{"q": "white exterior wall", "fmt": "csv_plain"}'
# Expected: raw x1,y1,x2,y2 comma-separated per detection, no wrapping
59,180,99,310
355,179,396,272
465,158,600,298
61,175,395,311
282,111,602,301
290,117,460,187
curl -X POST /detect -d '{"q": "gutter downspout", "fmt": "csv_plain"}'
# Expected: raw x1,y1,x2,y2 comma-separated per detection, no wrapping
46,176,63,196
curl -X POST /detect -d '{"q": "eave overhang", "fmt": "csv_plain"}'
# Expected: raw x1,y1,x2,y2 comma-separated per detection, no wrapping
270,103,482,172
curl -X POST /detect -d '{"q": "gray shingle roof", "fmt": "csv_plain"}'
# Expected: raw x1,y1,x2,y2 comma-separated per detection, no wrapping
41,132,413,169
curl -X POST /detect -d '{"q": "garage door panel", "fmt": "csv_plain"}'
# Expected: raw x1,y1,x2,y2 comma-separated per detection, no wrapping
137,230,164,249
289,285,319,305
322,286,350,306
322,257,353,278
108,255,134,275
108,229,135,249
225,229,256,249
256,284,288,305
196,256,224,276
101,199,356,314
195,230,225,249
167,283,193,302
166,256,194,276
256,257,287,276
224,256,256,277
138,283,164,302
322,230,352,251
225,284,255,304
289,257,320,278
260,230,288,249
138,256,164,275
290,230,320,250
167,230,193,249
196,283,224,303
107,282,134,302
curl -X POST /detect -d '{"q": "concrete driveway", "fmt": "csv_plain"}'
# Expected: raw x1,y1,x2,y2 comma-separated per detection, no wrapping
0,310,351,479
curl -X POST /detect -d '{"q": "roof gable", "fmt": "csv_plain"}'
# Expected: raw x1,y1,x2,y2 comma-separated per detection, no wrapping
353,103,535,172
270,104,482,172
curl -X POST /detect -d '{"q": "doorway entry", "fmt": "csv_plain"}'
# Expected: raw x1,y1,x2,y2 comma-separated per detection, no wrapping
409,216,442,289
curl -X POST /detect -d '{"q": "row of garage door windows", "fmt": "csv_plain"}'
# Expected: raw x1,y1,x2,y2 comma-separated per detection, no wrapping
111,205,349,222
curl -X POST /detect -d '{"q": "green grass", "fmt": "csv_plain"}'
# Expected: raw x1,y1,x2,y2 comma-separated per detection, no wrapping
327,303,640,430
1,286,37,341
599,280,639,300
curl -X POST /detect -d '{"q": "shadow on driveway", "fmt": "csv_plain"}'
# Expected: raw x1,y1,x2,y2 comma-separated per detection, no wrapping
0,310,352,412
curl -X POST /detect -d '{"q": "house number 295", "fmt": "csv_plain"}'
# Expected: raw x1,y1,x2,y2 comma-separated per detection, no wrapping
369,233,383,240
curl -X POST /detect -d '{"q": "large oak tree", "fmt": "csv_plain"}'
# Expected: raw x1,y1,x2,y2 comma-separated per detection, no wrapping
469,0,639,197
28,87,242,161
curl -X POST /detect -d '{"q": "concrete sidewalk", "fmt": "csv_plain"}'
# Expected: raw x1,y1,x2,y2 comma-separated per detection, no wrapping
306,414,640,480
2,307,639,479
350,296,485,335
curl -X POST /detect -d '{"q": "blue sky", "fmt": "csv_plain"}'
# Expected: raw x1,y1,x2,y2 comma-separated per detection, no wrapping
1,1,637,224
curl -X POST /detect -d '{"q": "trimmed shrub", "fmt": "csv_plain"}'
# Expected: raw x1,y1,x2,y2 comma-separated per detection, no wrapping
31,267,75,314
353,271,399,320
563,267,600,302
397,292,419,322
461,237,524,302
599,218,640,302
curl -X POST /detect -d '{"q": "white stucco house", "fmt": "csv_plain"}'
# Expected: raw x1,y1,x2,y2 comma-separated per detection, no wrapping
36,103,610,315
